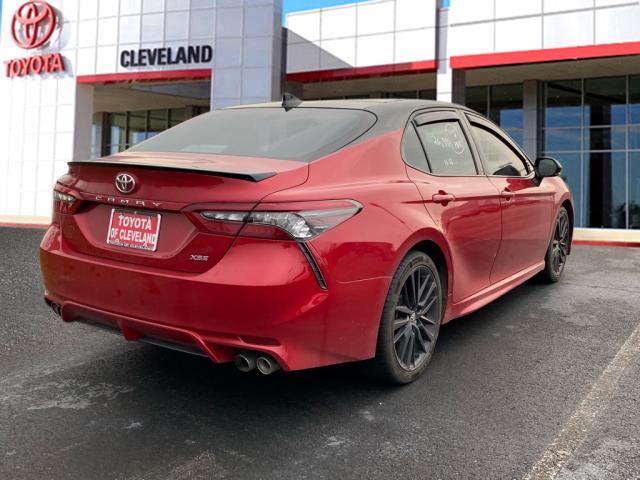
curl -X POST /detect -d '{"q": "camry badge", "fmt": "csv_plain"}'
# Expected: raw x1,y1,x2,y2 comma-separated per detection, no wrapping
115,173,136,194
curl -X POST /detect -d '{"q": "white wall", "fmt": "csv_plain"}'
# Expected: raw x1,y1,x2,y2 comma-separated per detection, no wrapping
0,0,81,218
449,0,640,57
285,0,437,73
212,0,283,109
0,0,282,218
0,0,216,218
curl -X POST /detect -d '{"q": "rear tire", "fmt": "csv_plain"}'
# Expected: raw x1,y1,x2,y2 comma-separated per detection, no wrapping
539,206,571,283
367,251,444,384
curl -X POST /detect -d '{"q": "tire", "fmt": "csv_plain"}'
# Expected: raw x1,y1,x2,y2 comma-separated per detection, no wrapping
367,251,444,384
539,206,571,283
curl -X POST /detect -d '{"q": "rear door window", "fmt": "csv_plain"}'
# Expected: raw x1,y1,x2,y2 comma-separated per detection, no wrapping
415,120,478,176
401,124,429,171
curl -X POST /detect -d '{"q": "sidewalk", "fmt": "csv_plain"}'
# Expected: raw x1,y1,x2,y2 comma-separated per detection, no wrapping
573,228,640,247
0,215,50,229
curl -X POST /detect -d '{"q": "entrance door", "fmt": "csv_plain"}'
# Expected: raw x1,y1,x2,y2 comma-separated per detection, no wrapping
403,110,503,303
465,114,554,283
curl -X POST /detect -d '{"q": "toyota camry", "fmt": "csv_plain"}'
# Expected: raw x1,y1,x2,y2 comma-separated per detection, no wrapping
40,98,573,383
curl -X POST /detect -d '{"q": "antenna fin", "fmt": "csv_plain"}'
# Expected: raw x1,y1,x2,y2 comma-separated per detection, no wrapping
282,92,302,111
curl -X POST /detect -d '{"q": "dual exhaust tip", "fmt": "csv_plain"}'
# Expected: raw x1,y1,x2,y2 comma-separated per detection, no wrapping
48,301,278,375
50,302,61,316
234,351,281,375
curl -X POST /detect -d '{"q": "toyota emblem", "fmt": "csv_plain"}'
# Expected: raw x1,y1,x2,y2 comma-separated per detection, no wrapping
115,173,136,194
11,1,57,50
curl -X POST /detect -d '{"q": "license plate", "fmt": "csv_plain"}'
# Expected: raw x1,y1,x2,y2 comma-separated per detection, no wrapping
107,209,162,252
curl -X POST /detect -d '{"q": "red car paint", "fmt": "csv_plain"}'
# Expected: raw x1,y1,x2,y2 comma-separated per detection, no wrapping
40,101,573,372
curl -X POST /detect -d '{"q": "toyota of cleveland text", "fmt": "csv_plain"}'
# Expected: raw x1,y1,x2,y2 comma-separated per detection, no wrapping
40,98,573,384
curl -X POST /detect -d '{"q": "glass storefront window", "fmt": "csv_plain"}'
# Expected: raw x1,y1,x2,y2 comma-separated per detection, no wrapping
542,77,639,229
584,127,626,151
466,85,523,147
489,84,523,129
193,106,210,116
128,111,147,146
584,77,626,126
109,113,126,147
629,126,640,150
386,91,417,99
630,153,640,229
628,76,640,125
545,80,582,128
465,86,488,116
169,108,187,127
419,89,436,100
504,129,523,147
586,152,626,229
148,109,169,139
544,128,581,152
383,90,436,100
549,152,582,227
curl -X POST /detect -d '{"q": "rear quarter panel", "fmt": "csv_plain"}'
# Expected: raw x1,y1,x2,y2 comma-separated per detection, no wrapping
260,129,453,288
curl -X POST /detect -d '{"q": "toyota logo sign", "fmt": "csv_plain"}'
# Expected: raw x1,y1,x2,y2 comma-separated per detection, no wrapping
11,1,57,50
115,173,136,194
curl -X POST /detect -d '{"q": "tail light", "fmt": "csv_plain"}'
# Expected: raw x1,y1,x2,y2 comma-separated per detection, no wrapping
198,200,362,241
54,190,76,208
52,187,81,223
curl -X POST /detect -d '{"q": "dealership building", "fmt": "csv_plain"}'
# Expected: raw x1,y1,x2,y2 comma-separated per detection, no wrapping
1,0,640,232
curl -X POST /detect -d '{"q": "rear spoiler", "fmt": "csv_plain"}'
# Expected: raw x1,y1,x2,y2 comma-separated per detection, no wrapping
68,160,277,182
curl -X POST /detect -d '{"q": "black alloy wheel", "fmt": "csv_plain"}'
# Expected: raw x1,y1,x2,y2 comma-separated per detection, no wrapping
551,209,570,276
368,251,443,384
393,265,440,371
540,206,571,283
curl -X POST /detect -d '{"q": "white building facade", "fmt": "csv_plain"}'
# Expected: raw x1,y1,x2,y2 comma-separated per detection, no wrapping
2,0,640,230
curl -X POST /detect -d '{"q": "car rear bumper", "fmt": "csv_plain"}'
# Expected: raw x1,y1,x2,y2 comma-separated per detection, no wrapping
40,225,389,371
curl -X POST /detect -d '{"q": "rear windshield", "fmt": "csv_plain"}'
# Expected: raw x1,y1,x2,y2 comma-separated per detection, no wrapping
128,107,377,162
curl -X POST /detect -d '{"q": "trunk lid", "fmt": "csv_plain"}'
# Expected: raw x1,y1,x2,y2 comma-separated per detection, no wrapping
57,152,309,273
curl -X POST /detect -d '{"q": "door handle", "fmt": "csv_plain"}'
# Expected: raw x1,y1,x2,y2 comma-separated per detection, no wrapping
501,189,516,201
432,192,455,205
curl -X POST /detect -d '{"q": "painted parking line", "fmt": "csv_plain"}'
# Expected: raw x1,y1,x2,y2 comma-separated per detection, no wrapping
523,319,640,480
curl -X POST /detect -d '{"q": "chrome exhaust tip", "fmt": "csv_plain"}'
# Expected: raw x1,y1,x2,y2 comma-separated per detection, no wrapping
256,355,281,375
234,352,257,372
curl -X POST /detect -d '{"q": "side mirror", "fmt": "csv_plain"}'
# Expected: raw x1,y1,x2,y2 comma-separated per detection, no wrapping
535,157,562,179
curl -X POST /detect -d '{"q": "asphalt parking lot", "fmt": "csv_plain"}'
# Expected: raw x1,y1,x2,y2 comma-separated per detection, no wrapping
1,227,639,480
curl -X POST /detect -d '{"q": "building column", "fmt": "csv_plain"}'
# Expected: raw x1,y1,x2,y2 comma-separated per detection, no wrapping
74,84,94,161
522,80,539,160
435,6,466,105
212,0,283,109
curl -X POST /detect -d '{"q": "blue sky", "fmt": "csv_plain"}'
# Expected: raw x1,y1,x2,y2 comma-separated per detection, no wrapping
283,0,370,15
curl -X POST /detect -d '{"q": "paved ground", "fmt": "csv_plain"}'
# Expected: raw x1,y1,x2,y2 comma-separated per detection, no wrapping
1,227,639,480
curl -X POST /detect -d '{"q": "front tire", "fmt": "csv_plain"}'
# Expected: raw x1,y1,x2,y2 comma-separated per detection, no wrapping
539,206,571,283
368,251,444,384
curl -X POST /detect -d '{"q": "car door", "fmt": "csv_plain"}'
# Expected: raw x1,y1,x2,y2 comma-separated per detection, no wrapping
403,110,503,303
464,113,554,283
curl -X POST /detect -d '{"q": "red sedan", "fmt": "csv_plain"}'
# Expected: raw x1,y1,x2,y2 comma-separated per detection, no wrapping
40,99,573,383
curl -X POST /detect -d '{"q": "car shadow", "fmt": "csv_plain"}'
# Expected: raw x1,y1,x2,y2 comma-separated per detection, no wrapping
6,276,563,480
118,276,547,405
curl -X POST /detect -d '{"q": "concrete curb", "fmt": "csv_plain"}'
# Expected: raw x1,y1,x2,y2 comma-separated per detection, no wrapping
572,228,640,248
0,216,49,229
